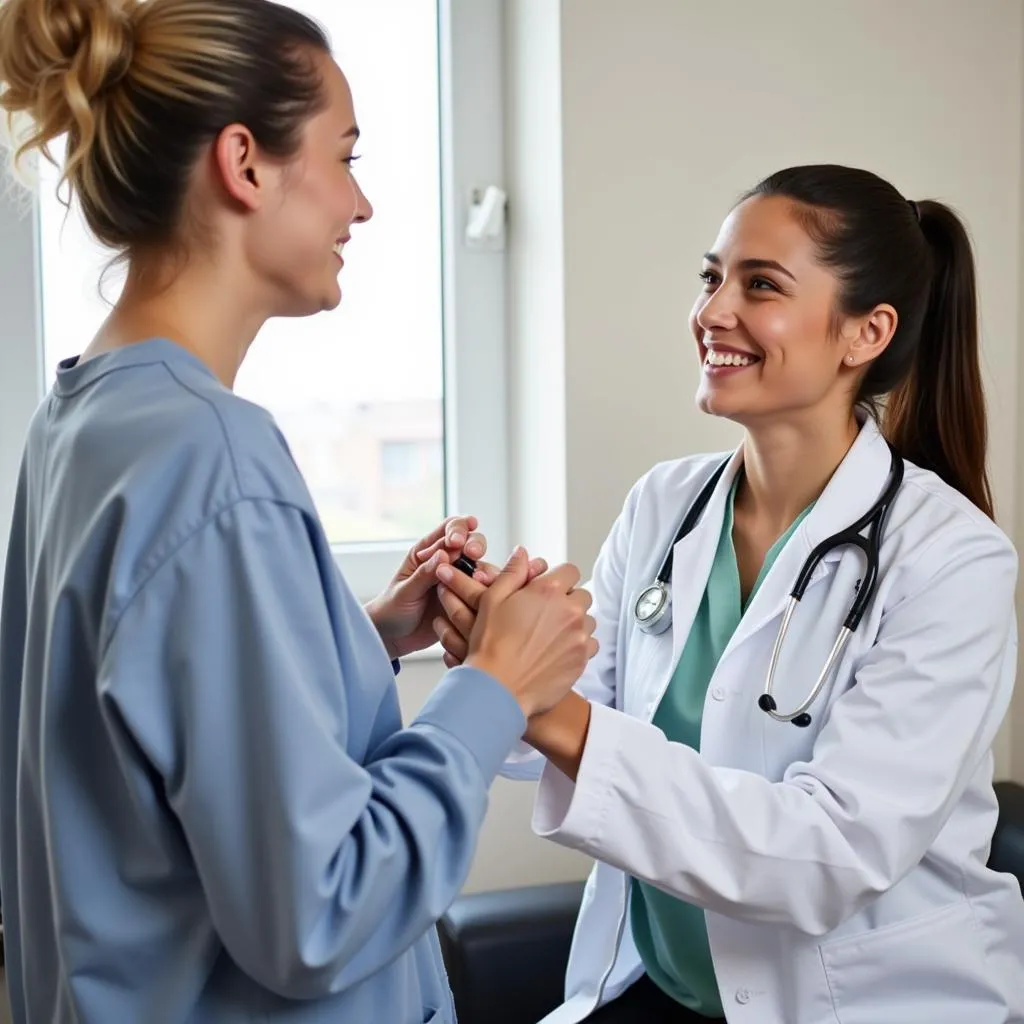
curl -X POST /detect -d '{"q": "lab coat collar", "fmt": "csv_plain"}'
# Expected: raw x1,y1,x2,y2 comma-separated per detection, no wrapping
725,415,895,659
668,415,895,668
801,415,894,563
668,446,746,666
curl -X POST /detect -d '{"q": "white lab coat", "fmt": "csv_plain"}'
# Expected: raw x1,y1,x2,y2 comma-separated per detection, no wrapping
503,417,1024,1024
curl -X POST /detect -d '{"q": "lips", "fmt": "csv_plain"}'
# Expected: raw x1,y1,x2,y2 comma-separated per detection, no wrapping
332,235,350,260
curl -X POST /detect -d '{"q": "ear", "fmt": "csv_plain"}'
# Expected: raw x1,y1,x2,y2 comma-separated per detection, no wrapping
839,303,898,371
212,124,265,212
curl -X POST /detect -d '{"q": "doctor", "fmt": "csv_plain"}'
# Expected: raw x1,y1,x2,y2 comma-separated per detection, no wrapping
434,164,1024,1023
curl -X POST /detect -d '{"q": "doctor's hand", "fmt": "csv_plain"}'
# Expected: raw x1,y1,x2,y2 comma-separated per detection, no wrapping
437,548,598,718
432,551,547,668
364,515,489,661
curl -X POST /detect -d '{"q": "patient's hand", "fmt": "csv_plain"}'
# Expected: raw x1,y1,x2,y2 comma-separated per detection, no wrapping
433,552,547,668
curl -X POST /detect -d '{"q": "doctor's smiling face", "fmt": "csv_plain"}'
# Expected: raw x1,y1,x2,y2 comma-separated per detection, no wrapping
690,193,893,427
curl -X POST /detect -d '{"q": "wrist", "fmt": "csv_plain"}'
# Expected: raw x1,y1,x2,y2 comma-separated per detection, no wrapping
464,654,536,718
364,597,400,660
524,692,591,781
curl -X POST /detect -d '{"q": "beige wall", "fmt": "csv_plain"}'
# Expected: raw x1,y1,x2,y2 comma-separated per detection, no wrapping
559,0,1023,781
417,0,1024,896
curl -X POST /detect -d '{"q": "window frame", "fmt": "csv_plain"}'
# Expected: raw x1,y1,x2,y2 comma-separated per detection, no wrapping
0,0,509,612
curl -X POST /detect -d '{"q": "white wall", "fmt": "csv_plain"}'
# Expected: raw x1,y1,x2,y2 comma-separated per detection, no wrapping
435,0,1024,895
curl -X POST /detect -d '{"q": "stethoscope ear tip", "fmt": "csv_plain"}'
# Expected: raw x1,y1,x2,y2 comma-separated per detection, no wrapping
757,694,777,713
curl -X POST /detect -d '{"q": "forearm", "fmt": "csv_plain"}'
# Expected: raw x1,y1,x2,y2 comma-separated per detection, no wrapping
523,690,592,781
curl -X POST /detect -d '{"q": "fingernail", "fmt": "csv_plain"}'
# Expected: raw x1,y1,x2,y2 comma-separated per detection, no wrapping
450,531,465,546
466,540,483,557
436,564,454,582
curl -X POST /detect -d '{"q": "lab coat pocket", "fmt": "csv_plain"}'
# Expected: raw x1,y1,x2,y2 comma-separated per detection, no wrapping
821,900,996,1024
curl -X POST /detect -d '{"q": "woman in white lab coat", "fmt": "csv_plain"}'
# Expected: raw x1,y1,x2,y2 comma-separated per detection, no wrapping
434,164,1024,1023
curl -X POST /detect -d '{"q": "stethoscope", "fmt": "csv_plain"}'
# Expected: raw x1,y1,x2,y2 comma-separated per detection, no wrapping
632,443,904,727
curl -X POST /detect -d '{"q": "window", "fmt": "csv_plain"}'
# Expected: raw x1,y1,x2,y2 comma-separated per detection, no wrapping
2,0,508,602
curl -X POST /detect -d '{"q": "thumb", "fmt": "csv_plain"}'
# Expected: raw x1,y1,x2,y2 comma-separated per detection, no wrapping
484,546,530,605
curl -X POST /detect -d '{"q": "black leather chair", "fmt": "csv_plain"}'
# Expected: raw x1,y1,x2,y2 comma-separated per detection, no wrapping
438,781,1024,1024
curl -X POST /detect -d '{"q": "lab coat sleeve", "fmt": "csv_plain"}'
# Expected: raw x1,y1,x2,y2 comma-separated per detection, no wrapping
500,473,643,781
532,522,1018,935
99,498,526,999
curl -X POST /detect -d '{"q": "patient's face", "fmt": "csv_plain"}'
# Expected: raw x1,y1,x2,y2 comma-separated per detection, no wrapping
689,195,854,428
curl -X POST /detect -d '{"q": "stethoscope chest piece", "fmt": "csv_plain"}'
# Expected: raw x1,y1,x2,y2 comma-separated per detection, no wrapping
634,581,672,635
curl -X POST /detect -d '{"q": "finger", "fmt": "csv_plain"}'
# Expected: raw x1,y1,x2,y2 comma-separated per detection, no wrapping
535,562,582,594
398,550,448,601
582,614,596,636
527,557,548,581
413,515,479,563
435,558,490,611
471,556,544,585
436,584,477,640
569,587,594,613
443,651,461,669
480,546,531,605
434,616,469,663
462,530,487,560
410,519,456,561
416,525,486,564
586,637,600,660
470,560,500,585
444,515,480,551
414,536,448,563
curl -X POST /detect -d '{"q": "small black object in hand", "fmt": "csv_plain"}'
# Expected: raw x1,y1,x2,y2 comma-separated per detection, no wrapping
452,555,477,577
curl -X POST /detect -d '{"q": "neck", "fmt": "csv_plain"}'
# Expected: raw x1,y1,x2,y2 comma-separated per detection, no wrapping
86,250,269,388
736,407,860,531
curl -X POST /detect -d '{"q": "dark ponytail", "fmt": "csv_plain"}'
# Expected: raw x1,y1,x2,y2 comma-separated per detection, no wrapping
884,201,992,518
743,166,994,519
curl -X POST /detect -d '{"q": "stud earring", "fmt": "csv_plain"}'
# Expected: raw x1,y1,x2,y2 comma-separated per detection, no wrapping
846,355,855,365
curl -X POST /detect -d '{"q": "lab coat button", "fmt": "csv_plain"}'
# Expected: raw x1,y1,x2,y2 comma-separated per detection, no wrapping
735,987,752,1004
711,685,726,701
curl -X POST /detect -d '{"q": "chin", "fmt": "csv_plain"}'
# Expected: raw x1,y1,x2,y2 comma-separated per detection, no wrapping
696,384,736,418
695,386,758,425
316,276,343,312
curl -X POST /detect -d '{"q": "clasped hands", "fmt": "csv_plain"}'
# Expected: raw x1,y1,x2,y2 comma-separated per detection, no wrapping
365,515,596,775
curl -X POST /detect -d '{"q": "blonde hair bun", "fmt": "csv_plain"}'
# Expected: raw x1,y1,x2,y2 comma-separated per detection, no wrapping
0,0,137,167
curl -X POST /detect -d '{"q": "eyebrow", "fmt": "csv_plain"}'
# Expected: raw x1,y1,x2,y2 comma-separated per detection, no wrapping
703,252,797,283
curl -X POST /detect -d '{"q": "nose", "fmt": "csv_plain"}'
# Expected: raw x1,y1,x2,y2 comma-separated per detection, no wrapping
694,280,740,334
353,177,373,225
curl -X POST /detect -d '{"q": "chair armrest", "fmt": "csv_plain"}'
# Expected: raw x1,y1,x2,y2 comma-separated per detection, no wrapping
438,880,585,1024
991,781,1024,890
